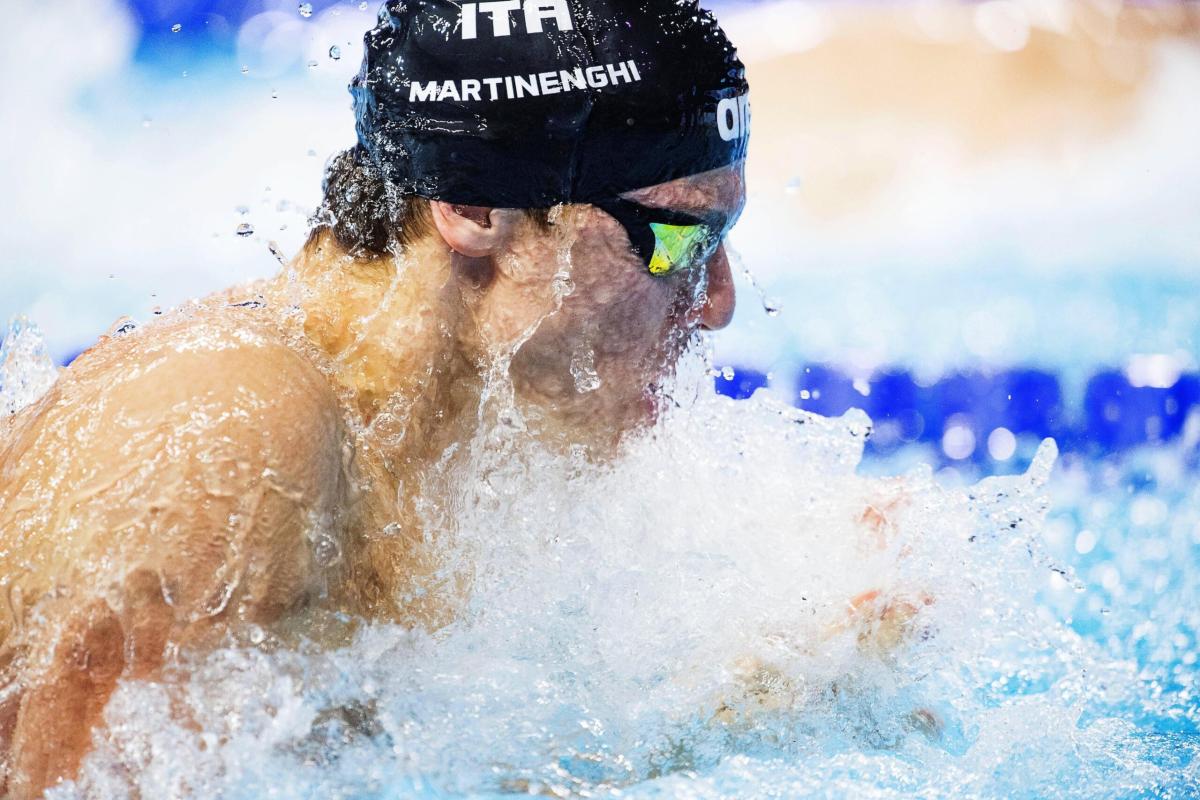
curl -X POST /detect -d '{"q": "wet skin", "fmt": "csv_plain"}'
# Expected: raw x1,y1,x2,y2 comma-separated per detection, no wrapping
0,165,746,797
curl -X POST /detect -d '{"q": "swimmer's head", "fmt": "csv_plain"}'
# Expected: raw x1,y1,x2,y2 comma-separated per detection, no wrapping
313,0,749,438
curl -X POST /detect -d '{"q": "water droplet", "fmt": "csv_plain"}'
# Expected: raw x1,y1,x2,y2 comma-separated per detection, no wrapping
382,522,402,537
552,275,575,297
721,365,735,381
141,115,152,128
306,148,318,157
240,64,249,75
181,70,188,78
763,297,782,317
306,59,318,69
569,349,601,393
246,625,266,645
329,45,342,60
359,1,369,9
497,408,526,431
236,222,254,237
108,316,138,337
270,88,279,99
313,533,342,566
298,2,313,18
171,23,182,33
235,205,249,215
784,177,801,195
267,241,287,264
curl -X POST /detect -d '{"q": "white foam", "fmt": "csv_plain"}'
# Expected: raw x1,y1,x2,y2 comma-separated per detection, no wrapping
38,349,1165,799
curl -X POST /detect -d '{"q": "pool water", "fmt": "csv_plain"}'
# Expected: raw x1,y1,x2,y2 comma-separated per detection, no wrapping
4,318,1194,799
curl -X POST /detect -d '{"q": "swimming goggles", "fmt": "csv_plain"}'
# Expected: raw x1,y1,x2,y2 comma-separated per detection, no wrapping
592,197,725,276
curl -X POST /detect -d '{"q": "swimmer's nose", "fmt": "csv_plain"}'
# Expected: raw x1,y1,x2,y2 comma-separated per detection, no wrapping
699,244,736,331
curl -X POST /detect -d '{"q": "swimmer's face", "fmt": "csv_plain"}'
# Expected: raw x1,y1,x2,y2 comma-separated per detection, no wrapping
430,162,745,439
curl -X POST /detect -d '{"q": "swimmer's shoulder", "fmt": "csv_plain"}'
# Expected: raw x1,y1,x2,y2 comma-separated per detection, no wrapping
6,299,346,474
0,298,350,613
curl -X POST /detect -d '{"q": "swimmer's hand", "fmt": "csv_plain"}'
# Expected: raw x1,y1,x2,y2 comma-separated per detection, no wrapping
710,655,799,726
707,480,938,738
707,634,943,742
857,478,911,551
848,479,933,655
830,588,934,659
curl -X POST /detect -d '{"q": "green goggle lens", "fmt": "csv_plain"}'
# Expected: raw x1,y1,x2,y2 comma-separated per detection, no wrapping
593,196,723,277
647,222,714,275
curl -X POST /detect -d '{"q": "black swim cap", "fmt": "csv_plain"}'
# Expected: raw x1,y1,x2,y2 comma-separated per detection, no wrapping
351,0,749,208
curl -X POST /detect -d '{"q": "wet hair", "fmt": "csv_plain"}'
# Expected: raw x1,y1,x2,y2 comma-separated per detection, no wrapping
309,146,550,257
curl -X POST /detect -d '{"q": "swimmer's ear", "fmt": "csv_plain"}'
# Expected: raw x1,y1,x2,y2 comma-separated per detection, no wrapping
429,201,522,259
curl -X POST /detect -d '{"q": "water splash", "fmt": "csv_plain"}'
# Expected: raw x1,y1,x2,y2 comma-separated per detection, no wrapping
569,346,601,393
0,317,59,417
38,338,1184,799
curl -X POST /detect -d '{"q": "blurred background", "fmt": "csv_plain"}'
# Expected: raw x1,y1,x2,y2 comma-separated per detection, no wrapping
1,0,1198,483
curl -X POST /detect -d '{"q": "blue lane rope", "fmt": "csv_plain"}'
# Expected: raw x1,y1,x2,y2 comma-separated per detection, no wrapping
715,365,1200,461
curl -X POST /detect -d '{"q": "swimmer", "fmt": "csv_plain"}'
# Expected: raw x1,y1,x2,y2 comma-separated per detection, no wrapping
0,1,919,795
